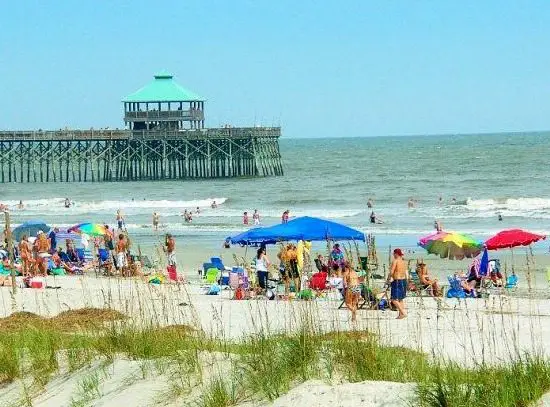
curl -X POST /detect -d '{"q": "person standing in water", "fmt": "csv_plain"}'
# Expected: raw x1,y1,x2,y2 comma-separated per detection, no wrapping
211,200,218,209
243,212,249,225
252,209,261,225
281,210,290,224
388,248,408,319
152,212,160,231
17,200,24,210
367,198,374,208
116,210,125,231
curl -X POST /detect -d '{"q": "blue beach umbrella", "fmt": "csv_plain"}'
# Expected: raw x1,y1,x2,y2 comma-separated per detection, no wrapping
12,220,51,241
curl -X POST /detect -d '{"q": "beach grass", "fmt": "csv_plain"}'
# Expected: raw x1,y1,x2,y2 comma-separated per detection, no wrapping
0,312,549,406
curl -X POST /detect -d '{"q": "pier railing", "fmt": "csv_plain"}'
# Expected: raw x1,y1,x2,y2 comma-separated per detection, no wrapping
0,127,281,141
124,109,204,122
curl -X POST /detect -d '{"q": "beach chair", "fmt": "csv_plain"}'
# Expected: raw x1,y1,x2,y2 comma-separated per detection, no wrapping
338,284,369,310
408,270,433,296
75,248,85,262
204,268,220,285
446,276,476,299
210,257,228,271
505,273,518,292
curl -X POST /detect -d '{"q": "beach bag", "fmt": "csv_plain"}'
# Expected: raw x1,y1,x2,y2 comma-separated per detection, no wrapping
207,284,221,295
234,287,245,300
51,268,66,276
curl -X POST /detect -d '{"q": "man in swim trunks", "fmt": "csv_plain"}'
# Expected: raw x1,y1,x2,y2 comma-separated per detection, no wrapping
388,248,408,319
152,212,160,231
115,234,127,274
164,233,177,269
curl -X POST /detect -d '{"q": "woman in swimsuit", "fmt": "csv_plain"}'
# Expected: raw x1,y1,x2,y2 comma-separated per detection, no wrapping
343,263,361,323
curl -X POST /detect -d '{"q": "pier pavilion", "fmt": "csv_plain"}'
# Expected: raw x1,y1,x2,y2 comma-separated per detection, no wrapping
0,72,283,182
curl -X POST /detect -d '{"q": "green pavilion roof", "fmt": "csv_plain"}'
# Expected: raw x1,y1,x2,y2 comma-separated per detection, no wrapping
122,70,204,103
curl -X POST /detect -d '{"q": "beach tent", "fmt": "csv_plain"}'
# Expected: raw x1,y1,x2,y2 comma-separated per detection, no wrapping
229,216,365,245
13,220,50,241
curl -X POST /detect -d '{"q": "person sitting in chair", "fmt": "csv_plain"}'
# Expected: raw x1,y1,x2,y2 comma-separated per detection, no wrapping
416,261,442,297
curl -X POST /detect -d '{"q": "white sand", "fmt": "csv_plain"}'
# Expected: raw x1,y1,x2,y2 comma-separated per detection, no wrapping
1,274,550,406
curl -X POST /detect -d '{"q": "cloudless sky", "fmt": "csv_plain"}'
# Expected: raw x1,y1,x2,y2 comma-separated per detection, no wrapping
1,1,550,138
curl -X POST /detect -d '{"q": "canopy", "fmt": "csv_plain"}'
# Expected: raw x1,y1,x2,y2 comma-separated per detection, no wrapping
229,216,365,245
122,71,204,102
485,229,545,250
13,220,50,241
418,231,482,260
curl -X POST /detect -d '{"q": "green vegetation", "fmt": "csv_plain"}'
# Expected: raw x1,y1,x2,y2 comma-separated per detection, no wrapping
0,307,549,407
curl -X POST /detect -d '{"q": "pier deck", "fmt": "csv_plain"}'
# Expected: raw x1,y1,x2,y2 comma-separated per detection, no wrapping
0,127,283,182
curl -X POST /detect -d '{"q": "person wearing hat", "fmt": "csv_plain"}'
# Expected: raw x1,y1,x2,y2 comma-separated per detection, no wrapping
388,248,407,319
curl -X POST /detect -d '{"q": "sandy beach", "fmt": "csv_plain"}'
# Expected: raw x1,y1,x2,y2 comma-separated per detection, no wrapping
1,272,550,406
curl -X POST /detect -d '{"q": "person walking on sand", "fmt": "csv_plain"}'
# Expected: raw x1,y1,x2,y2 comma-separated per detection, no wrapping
164,233,177,270
252,209,261,225
152,212,160,231
343,262,361,323
115,234,127,274
116,210,125,231
388,248,408,319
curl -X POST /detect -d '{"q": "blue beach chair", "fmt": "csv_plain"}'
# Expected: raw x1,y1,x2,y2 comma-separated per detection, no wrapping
446,276,476,299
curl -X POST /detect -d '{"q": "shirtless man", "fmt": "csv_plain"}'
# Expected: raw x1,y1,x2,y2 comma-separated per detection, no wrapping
152,212,160,231
115,234,127,273
164,233,177,270
388,248,408,319
19,235,33,276
343,263,361,322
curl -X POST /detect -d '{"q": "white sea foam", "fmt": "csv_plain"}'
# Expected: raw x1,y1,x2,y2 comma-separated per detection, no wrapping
465,197,550,211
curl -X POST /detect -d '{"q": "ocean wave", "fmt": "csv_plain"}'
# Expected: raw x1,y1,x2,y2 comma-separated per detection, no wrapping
3,197,228,213
465,197,550,211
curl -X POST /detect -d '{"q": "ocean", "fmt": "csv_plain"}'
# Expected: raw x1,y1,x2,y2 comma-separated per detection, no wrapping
2,132,550,252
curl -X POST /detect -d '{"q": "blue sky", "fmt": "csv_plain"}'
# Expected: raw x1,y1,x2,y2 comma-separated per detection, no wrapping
1,1,549,138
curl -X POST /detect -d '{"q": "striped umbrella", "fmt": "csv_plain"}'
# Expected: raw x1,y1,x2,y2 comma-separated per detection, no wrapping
67,223,111,237
418,231,482,260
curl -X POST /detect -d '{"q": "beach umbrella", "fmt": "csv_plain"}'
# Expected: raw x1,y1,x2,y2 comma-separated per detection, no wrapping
68,223,111,237
418,231,482,260
485,229,545,251
13,220,50,241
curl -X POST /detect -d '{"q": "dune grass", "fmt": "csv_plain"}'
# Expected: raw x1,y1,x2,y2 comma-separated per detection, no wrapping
1,311,550,407
0,302,549,407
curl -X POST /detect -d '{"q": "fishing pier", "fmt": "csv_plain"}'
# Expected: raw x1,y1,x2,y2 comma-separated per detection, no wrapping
0,72,283,182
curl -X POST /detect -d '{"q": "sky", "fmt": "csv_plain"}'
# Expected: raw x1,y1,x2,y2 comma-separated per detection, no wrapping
1,0,550,138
